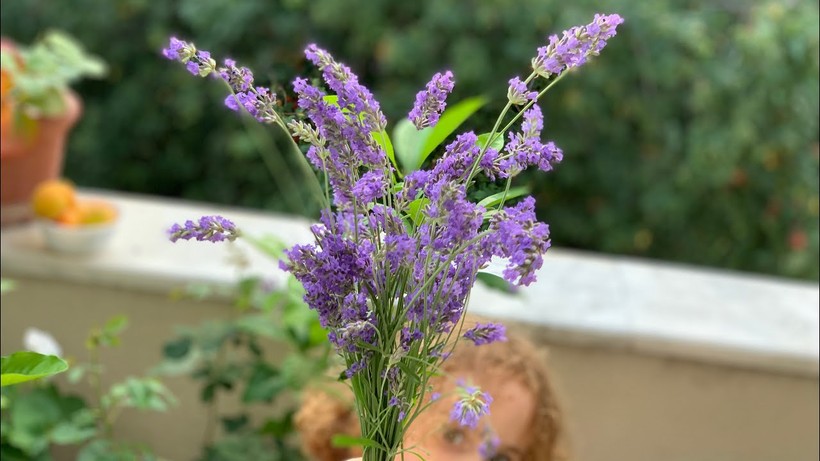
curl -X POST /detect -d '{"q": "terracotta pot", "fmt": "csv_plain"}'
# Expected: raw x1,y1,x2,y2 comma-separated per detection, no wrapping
0,89,82,226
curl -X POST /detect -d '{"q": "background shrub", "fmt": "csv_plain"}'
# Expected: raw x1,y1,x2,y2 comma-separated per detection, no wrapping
2,0,817,280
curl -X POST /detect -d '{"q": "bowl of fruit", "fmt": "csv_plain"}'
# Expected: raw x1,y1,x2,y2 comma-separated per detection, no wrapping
31,179,118,254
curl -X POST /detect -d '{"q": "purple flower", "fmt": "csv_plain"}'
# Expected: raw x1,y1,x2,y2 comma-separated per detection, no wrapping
160,15,624,445
463,322,507,346
292,46,391,209
450,382,492,428
162,38,275,122
496,105,563,176
479,432,501,459
484,197,552,286
161,37,188,60
507,77,537,105
409,71,455,130
168,215,239,243
351,171,388,204
532,13,624,79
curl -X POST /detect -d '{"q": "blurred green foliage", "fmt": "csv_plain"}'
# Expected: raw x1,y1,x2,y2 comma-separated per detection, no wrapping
1,0,817,279
158,270,332,461
1,316,174,460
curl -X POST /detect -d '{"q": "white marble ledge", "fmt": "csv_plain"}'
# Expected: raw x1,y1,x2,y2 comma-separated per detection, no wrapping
1,189,818,377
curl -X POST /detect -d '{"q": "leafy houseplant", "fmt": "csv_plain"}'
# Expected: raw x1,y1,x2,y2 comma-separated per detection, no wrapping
0,30,105,226
157,268,331,461
164,13,623,461
0,315,175,461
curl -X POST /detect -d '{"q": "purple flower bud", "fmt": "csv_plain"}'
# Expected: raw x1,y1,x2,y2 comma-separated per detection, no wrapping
161,37,187,60
168,215,240,243
479,432,501,459
463,322,507,346
409,71,455,130
507,77,537,105
450,381,492,428
351,171,388,204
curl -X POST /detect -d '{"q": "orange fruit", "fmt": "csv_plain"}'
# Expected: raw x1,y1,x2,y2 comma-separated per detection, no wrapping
31,179,77,220
77,200,117,225
55,205,82,227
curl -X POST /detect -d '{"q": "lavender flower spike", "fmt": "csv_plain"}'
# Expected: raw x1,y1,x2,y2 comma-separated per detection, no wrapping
463,322,507,346
168,215,240,243
409,71,455,130
450,382,492,428
507,77,537,106
532,13,624,79
162,37,216,77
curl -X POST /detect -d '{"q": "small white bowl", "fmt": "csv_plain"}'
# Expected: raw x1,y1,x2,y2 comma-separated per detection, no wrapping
38,219,118,255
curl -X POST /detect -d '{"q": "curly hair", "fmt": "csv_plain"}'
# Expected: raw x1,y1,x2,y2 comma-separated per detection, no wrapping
295,325,570,461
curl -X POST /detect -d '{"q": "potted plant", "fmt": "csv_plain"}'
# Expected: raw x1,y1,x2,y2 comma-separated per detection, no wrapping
0,31,106,226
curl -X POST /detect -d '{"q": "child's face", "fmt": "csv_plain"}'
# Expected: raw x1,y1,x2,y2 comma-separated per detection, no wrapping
399,373,535,461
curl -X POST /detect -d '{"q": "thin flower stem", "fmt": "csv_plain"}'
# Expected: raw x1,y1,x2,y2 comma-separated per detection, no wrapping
465,71,568,185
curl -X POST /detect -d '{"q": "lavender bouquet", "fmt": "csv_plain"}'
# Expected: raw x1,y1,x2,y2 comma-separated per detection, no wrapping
164,13,622,461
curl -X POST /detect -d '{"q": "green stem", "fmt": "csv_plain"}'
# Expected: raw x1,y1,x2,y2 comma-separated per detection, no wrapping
465,71,568,185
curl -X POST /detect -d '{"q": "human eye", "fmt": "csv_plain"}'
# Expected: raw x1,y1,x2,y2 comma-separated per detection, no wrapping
442,427,467,446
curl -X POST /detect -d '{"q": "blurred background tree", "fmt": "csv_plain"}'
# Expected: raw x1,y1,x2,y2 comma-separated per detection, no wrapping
1,0,817,280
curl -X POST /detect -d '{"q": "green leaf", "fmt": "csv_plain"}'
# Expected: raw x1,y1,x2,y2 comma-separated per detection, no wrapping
242,363,284,403
259,412,295,438
221,414,250,433
372,129,398,172
418,96,488,164
393,96,487,174
322,94,339,107
407,197,430,227
1,352,68,386
476,131,505,152
331,435,382,449
103,315,128,336
393,118,429,173
50,420,97,444
477,187,529,209
476,272,517,294
162,337,192,360
106,377,176,412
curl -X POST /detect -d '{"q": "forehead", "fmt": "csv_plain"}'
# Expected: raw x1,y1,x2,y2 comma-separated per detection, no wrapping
481,376,536,448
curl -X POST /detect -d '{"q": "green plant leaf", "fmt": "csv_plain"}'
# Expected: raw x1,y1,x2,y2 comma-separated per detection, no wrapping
106,377,176,412
475,272,517,294
393,118,429,173
406,197,430,227
162,337,192,360
393,96,487,174
103,315,128,336
418,96,488,164
1,352,68,386
477,187,529,209
476,131,505,152
372,129,398,172
221,414,250,433
242,362,284,403
50,421,97,444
